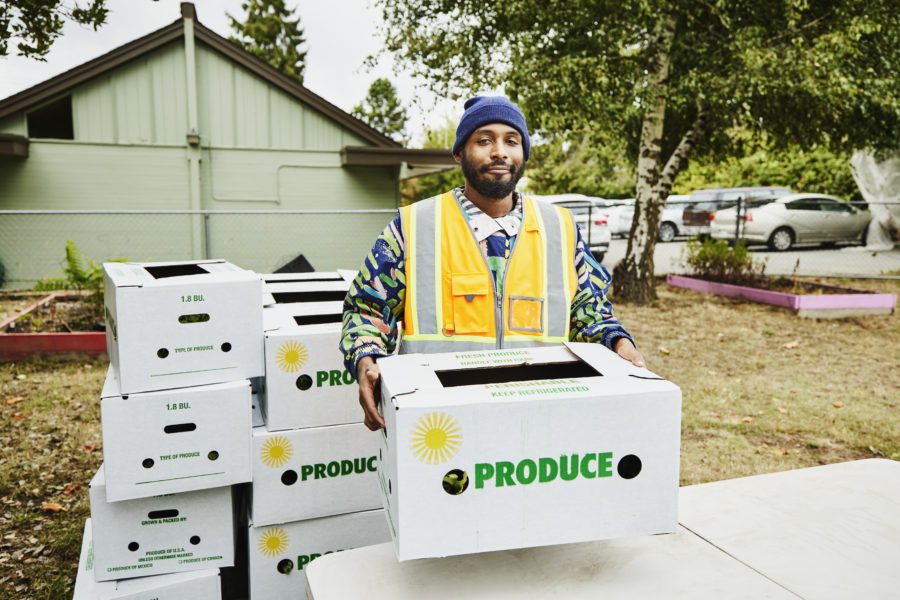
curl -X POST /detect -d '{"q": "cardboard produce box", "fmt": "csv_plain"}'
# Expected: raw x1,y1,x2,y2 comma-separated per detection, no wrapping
251,423,381,527
89,465,234,581
100,369,252,502
376,342,682,560
261,301,358,431
249,509,389,600
74,519,222,599
262,279,351,308
103,260,264,394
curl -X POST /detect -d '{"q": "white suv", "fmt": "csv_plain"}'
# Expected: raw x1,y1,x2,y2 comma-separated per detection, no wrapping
532,194,612,261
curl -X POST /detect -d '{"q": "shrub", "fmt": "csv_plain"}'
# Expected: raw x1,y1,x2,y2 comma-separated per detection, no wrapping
33,241,122,306
682,238,768,287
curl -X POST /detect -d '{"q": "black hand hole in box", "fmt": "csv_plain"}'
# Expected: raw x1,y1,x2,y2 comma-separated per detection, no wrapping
128,542,139,552
296,375,313,391
221,342,232,352
277,559,294,574
178,313,210,324
617,454,642,479
435,359,600,388
292,313,343,326
208,450,219,461
190,535,201,545
272,290,347,304
281,470,298,486
164,423,197,434
142,458,154,469
157,348,169,359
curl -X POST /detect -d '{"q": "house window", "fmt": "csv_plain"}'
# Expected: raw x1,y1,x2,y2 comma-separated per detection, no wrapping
27,96,74,140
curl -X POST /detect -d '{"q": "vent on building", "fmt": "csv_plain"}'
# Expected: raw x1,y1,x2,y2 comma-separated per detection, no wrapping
27,96,74,140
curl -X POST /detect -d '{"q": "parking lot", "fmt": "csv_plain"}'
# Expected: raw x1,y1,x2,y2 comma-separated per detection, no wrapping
602,238,900,278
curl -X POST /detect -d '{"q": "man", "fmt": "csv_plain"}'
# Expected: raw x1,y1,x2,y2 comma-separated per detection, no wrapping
341,96,644,431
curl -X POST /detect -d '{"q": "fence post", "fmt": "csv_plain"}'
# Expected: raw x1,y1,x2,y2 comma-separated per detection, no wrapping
203,213,211,259
733,197,743,247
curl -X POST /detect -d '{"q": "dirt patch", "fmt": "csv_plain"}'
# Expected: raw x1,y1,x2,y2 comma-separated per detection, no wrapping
3,295,104,333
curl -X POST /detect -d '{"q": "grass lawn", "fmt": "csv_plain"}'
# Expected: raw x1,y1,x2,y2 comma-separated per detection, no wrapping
0,277,897,598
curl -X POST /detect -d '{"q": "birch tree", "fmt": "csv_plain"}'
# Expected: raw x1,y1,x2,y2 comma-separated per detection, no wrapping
374,0,900,303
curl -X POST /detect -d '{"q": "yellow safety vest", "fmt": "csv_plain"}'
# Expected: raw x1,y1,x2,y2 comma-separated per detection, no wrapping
399,191,578,353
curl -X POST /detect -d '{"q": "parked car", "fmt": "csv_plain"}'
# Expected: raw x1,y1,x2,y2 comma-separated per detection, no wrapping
534,194,611,260
600,199,636,238
682,187,793,237
710,194,871,251
658,194,691,242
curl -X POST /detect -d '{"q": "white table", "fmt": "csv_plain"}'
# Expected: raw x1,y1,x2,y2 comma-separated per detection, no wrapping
306,459,900,599
679,458,900,600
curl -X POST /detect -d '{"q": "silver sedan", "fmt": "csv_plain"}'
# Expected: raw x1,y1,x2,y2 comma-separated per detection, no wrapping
710,194,871,251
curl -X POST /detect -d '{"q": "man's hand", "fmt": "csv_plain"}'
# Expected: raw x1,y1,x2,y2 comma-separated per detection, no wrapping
614,338,646,368
357,356,385,431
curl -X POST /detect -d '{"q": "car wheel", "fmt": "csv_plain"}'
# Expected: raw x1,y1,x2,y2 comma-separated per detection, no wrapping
658,222,677,243
768,227,794,251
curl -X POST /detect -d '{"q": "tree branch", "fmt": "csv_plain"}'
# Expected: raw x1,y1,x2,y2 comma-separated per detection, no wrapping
655,95,710,196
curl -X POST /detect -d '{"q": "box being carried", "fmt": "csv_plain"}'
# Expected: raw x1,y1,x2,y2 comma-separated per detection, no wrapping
100,368,252,502
103,260,264,394
249,509,389,600
262,301,357,431
251,423,381,526
74,520,222,600
376,342,682,560
90,465,234,581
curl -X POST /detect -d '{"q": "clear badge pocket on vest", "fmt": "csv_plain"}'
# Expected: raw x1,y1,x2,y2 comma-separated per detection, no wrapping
450,273,492,334
508,296,544,333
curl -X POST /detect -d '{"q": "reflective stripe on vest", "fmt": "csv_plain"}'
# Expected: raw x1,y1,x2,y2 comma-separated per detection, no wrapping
400,191,577,354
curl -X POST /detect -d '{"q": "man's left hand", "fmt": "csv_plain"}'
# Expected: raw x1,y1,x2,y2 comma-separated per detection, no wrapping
614,338,646,368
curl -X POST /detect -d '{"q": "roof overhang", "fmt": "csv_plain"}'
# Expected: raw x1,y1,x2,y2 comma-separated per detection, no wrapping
0,134,29,158
341,146,456,170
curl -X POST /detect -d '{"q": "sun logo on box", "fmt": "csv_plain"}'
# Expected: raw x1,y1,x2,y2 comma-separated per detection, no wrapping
258,527,289,557
260,436,293,468
410,411,462,464
276,341,308,372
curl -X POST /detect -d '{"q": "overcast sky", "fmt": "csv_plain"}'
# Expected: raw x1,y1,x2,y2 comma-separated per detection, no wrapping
0,0,462,145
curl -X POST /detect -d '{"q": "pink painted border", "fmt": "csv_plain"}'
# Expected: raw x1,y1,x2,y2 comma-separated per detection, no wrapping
667,275,896,312
0,332,107,361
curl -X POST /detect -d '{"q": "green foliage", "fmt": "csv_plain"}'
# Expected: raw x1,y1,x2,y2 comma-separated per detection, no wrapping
33,241,120,306
228,0,307,83
674,144,860,199
683,238,768,287
375,0,900,158
400,116,463,204
1,1,108,59
352,78,409,143
526,133,635,198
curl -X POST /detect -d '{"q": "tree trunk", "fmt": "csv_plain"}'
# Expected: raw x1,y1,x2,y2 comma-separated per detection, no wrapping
612,17,676,305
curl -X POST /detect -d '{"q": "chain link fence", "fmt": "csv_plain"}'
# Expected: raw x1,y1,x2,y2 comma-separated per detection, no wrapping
0,202,898,290
0,210,394,290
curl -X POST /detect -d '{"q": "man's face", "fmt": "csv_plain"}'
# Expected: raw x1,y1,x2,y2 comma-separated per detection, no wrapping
456,123,525,199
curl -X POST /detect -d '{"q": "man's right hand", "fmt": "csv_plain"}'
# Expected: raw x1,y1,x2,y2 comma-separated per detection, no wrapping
357,356,385,431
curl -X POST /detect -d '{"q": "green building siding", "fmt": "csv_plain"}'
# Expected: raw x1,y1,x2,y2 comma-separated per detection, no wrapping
0,37,399,288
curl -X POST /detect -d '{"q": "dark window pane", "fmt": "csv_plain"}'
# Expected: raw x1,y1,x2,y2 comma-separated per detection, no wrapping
27,96,74,140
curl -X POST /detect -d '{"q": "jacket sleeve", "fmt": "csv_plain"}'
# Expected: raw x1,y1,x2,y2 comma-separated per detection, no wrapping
568,224,636,350
340,213,407,379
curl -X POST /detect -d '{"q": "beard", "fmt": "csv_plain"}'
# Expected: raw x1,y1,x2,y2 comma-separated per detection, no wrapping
460,151,525,199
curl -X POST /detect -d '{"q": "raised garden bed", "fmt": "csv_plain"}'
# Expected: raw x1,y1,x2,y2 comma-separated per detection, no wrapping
667,275,897,318
0,291,107,360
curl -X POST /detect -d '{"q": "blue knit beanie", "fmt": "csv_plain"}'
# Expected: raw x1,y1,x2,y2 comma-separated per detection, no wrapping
452,96,531,160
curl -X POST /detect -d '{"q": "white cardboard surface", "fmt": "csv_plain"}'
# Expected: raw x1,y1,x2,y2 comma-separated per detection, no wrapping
305,527,796,600
100,369,252,501
249,509,390,600
103,260,264,394
376,343,681,560
89,465,234,581
679,459,900,600
250,423,381,526
74,520,222,600
261,302,359,430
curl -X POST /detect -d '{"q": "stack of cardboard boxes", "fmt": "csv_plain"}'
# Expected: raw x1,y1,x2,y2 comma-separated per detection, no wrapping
74,259,264,599
248,272,390,598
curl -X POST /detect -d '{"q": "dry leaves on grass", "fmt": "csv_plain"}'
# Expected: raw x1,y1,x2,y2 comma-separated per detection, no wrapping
833,401,845,409
783,340,800,349
40,502,64,513
5,397,23,405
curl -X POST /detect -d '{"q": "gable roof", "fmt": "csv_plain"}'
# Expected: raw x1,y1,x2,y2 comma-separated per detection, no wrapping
0,7,400,148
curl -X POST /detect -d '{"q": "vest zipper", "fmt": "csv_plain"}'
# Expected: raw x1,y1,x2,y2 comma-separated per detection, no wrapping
453,194,521,350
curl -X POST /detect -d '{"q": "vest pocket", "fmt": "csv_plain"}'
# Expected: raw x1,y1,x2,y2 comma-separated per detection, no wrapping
450,273,492,334
508,296,544,333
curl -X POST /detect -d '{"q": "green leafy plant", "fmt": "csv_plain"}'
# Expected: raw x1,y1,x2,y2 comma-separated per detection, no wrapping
683,238,768,287
33,241,121,306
